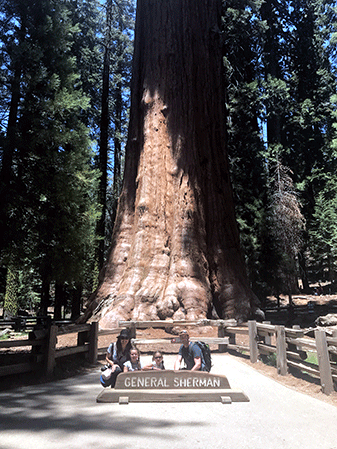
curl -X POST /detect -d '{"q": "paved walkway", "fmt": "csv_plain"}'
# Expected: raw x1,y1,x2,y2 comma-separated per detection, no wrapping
0,354,337,449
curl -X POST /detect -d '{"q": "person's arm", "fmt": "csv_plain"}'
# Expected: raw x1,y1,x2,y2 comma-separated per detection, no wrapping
191,343,202,371
142,363,159,371
174,354,182,370
141,363,153,371
106,344,118,371
191,357,202,371
123,361,129,372
106,345,114,368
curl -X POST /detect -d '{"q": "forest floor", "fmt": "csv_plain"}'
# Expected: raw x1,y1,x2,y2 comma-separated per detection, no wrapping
1,293,337,407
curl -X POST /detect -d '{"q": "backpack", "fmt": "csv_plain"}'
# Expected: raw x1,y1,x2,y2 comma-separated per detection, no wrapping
193,341,212,372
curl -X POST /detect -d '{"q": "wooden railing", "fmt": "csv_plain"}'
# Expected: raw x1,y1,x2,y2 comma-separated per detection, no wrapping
0,316,53,332
119,318,234,352
0,322,98,378
226,321,337,395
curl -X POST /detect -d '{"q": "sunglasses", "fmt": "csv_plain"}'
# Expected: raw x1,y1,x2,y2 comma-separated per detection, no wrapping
154,356,162,359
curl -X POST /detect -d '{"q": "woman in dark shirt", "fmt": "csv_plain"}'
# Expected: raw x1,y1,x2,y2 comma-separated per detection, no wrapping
100,329,132,387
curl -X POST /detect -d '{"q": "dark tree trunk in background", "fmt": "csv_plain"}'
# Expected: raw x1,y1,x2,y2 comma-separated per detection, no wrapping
82,0,259,328
0,63,21,257
40,279,50,317
111,72,122,227
71,283,82,321
54,282,65,321
96,0,112,271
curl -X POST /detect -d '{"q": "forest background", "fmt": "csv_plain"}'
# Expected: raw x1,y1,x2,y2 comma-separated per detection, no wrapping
1,0,337,321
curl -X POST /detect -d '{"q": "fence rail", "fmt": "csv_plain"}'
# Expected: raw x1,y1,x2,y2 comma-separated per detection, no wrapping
0,316,73,332
0,322,98,378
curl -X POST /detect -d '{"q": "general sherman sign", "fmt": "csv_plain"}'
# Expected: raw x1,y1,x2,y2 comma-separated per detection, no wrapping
96,370,249,404
122,371,226,389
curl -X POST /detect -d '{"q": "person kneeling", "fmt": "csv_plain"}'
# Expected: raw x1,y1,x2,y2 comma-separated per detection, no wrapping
174,330,206,371
100,329,131,388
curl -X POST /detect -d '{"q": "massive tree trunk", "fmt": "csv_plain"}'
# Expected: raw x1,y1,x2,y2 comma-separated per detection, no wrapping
82,0,259,328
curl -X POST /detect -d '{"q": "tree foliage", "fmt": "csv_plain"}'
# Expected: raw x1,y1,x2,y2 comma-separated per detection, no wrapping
0,0,101,316
223,0,337,294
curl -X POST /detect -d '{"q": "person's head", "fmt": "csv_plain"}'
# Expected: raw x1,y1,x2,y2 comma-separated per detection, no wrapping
117,329,131,351
180,330,190,346
130,347,140,362
152,351,163,365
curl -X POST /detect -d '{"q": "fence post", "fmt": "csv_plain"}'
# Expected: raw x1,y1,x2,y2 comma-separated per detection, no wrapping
129,322,136,339
88,321,98,365
218,323,228,353
248,320,258,363
315,329,334,395
45,324,58,376
77,329,88,346
262,321,271,346
331,329,337,364
275,325,287,376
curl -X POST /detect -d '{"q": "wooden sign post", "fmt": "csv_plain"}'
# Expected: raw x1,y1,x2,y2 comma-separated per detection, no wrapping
96,370,249,404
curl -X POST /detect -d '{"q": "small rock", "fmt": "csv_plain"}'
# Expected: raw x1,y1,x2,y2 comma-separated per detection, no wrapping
315,313,337,327
0,328,11,338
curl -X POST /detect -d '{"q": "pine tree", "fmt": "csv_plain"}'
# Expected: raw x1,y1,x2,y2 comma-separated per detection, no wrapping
222,0,269,296
68,0,103,132
3,259,19,318
310,178,337,286
1,0,100,316
108,0,134,233
269,160,305,302
96,0,134,271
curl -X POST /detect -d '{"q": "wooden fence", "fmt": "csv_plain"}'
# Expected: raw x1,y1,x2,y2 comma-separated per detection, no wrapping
1,318,336,395
227,321,337,395
0,322,98,378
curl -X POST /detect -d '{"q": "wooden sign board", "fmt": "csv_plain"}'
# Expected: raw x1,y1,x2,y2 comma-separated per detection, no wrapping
96,370,249,404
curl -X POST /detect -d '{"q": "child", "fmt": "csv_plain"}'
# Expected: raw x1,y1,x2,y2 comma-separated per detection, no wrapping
123,347,143,372
143,351,165,371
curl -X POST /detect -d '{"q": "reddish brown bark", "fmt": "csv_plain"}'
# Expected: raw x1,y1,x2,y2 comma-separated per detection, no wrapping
82,0,259,328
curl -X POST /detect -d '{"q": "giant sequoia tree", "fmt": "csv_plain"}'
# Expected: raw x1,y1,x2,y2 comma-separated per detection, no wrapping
83,0,259,328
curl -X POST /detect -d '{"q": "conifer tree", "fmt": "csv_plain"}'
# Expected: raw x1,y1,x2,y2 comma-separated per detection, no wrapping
96,0,134,271
222,0,269,295
3,260,19,317
1,0,100,316
269,159,305,302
